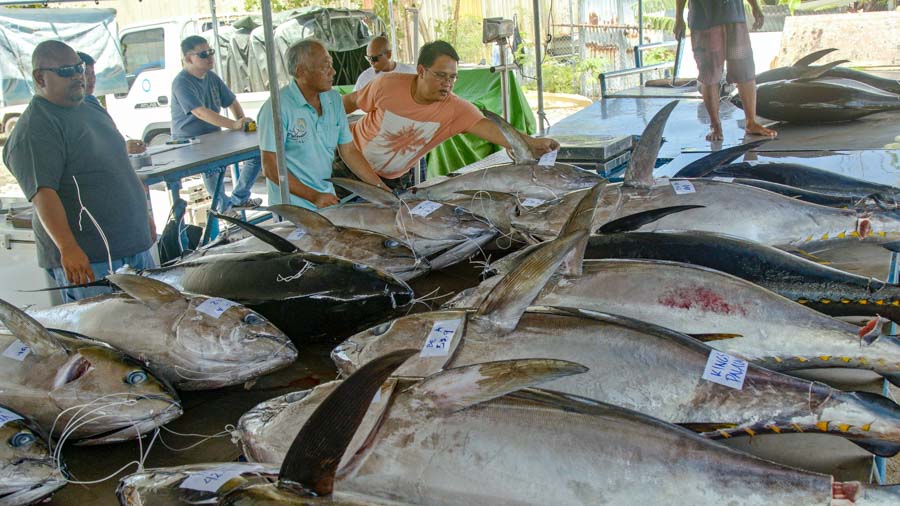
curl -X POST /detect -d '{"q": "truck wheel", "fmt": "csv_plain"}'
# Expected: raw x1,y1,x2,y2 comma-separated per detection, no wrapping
146,130,172,146
3,115,17,134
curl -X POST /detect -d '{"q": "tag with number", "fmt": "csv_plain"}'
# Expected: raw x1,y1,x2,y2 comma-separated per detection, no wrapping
711,176,735,183
671,180,696,195
702,350,748,390
538,149,558,166
521,198,546,208
195,298,241,319
421,319,462,357
180,466,247,492
410,201,443,217
2,340,31,361
287,228,306,241
0,406,23,428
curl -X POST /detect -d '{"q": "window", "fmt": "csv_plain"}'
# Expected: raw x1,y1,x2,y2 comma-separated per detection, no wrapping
121,28,165,87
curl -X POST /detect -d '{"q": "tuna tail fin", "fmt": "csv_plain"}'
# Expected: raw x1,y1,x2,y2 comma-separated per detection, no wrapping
277,349,416,497
210,212,298,254
328,178,400,207
623,100,679,189
0,298,68,357
794,60,851,82
673,139,770,177
793,48,839,67
106,274,185,310
559,182,606,276
596,205,705,234
411,359,588,415
481,109,538,164
475,230,586,334
264,204,338,234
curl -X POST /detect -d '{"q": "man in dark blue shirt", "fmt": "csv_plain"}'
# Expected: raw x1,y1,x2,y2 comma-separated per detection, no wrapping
675,0,777,141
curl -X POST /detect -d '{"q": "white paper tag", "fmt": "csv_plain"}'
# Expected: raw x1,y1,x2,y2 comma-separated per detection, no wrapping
2,340,31,361
711,176,735,183
521,198,546,208
409,200,443,217
420,319,462,357
0,406,23,428
702,350,748,390
286,228,306,241
180,465,246,492
538,149,558,166
671,180,696,195
195,298,241,319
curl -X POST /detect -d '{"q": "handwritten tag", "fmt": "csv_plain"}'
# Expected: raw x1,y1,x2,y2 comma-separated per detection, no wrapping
195,298,241,319
538,149,558,166
2,340,31,361
0,406,23,428
521,198,546,208
421,319,462,357
286,228,306,241
671,180,696,195
702,350,748,390
410,200,443,217
711,176,735,183
180,465,246,492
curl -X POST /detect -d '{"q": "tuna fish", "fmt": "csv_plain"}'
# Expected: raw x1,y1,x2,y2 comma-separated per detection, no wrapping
757,48,900,95
0,299,182,445
116,462,278,506
0,405,66,505
27,275,297,391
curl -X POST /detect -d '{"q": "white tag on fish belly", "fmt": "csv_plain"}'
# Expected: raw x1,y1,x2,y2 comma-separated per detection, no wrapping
0,406,23,428
286,228,306,241
702,350,748,390
2,340,30,361
179,465,247,492
195,298,241,319
420,319,462,357
521,198,546,208
711,176,735,183
538,149,559,166
671,180,696,194
410,200,443,217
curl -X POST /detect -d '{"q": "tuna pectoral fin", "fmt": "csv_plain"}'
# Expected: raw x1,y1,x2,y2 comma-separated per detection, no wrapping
211,212,298,254
559,182,606,276
687,333,743,342
106,274,185,310
623,100,679,189
673,139,770,177
481,109,538,164
848,438,900,458
596,205,705,234
475,231,586,334
265,204,336,234
328,178,400,207
793,48,839,67
0,298,67,357
278,349,416,496
411,359,587,415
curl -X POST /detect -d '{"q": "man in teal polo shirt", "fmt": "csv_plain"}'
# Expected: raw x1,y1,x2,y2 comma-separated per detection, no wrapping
257,39,384,209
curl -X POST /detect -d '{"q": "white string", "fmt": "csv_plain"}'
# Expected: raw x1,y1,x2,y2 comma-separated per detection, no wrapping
157,425,235,452
405,287,452,315
72,175,113,276
62,426,160,485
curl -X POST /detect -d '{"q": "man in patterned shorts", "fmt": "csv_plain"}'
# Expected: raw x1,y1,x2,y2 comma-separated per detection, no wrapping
675,0,777,141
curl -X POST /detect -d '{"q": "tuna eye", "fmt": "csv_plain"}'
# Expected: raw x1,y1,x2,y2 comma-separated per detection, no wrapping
243,313,266,325
353,263,371,272
125,370,148,385
10,431,35,447
371,322,391,336
384,239,400,249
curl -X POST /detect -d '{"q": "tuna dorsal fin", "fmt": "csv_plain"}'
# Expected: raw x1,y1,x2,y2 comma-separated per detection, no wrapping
265,204,337,234
624,100,679,188
481,109,538,164
475,231,586,334
596,205,704,234
559,182,606,276
0,298,67,357
411,359,588,414
795,60,850,81
673,139,770,178
211,212,298,254
328,178,400,207
278,349,416,496
687,333,743,342
106,274,185,310
793,48,839,67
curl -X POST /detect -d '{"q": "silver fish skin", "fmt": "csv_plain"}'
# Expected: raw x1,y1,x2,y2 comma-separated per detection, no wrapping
232,373,850,505
29,289,297,391
0,409,66,506
116,462,278,506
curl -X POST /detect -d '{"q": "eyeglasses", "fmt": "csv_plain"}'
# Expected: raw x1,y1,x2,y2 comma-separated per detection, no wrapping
425,68,458,84
367,50,387,63
38,63,85,78
190,49,215,59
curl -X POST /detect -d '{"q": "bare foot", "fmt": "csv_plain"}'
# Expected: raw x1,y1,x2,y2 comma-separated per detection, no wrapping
705,126,724,141
745,121,778,138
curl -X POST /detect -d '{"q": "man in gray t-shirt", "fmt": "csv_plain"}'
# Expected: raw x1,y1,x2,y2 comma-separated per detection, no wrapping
3,40,155,301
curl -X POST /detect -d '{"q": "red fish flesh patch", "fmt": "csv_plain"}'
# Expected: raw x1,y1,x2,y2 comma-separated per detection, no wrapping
658,286,748,316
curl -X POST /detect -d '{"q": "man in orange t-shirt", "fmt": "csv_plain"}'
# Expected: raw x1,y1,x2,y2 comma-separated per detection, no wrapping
343,40,558,186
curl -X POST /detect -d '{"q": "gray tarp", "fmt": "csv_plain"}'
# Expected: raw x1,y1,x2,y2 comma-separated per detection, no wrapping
0,7,127,106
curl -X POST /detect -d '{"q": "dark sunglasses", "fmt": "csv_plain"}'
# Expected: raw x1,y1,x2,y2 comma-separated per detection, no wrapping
367,50,387,63
190,49,215,59
38,63,84,78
